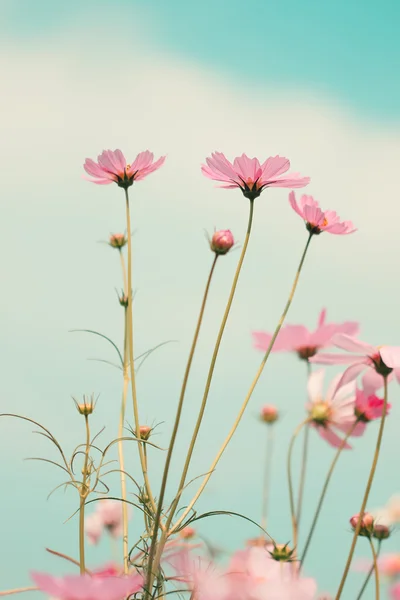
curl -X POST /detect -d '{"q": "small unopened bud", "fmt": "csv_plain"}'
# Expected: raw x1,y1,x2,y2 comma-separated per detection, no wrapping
269,543,294,562
75,394,95,416
109,233,127,249
260,405,278,424
373,523,390,540
139,425,152,440
118,292,129,307
350,512,375,536
210,230,234,255
179,526,196,539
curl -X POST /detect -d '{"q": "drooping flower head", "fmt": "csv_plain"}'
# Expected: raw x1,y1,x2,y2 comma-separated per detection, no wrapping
289,192,356,235
31,571,143,600
201,152,310,201
306,369,357,448
252,309,359,361
84,149,165,188
310,334,400,390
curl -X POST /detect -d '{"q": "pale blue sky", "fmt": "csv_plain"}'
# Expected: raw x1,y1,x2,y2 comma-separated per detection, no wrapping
1,1,400,598
2,0,400,119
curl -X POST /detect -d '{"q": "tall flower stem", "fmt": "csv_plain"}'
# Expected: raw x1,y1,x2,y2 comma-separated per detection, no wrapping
117,248,130,573
296,361,312,529
300,419,360,570
124,189,158,518
356,540,381,600
335,377,388,599
261,425,275,533
171,233,313,535
287,419,309,556
145,254,219,596
165,201,255,535
79,414,91,574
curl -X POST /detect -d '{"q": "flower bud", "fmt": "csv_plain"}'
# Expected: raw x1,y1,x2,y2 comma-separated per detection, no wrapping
75,394,95,416
109,233,127,249
260,405,278,424
269,543,294,562
349,512,375,536
179,526,196,539
139,425,152,441
210,230,234,255
118,292,129,307
373,523,390,540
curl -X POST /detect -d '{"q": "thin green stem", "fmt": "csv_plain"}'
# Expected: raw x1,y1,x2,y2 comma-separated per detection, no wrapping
79,414,90,574
300,419,360,571
118,306,130,573
296,360,312,528
287,420,309,556
145,253,220,595
356,540,382,600
335,377,388,599
261,425,274,533
124,189,158,518
165,203,257,536
170,233,313,535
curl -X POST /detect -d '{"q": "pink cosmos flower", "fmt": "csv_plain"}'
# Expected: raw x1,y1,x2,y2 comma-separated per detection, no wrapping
352,386,390,435
201,152,310,201
310,334,400,390
306,369,357,448
84,512,103,545
289,192,356,235
391,583,400,599
84,149,165,188
252,308,359,361
167,546,317,600
31,572,143,600
356,554,400,580
85,500,131,545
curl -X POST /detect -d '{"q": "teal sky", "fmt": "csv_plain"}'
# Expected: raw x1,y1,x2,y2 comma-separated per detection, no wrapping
3,0,400,120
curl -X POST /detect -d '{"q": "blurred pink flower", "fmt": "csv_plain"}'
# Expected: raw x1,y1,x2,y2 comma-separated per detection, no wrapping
391,583,400,599
352,386,390,435
310,334,400,390
84,149,165,188
373,494,400,526
252,309,359,361
85,500,131,544
356,554,400,579
84,512,103,545
97,500,128,538
167,546,317,599
201,152,310,201
31,571,143,600
289,192,356,235
306,369,357,448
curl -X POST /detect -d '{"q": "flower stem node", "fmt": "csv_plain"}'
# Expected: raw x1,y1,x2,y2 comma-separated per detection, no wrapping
269,542,294,562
